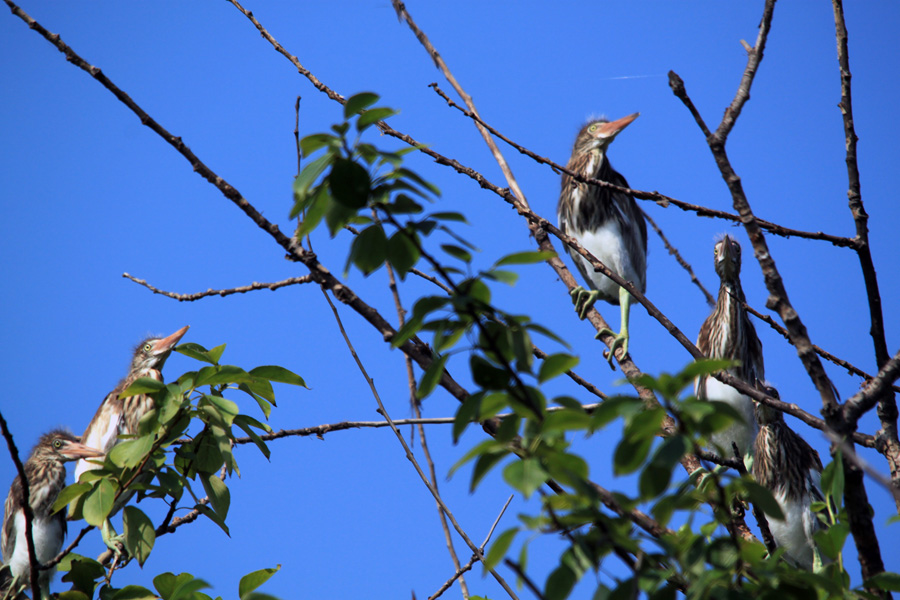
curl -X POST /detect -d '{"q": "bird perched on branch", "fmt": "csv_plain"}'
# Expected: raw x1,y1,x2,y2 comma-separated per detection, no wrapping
2,430,103,599
753,383,826,570
72,326,189,554
558,113,647,365
695,235,762,458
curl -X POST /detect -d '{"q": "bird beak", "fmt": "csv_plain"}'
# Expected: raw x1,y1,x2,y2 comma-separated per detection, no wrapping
154,325,190,354
60,441,106,461
596,113,640,139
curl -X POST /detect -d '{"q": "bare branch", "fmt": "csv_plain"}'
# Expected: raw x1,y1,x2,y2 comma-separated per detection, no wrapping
0,413,42,600
745,303,900,394
428,81,856,250
642,208,715,306
832,0,900,513
123,273,314,301
318,287,521,600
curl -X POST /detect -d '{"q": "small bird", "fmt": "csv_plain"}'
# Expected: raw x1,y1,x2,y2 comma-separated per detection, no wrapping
73,326,189,553
752,383,826,570
695,235,763,458
558,113,648,365
2,430,104,599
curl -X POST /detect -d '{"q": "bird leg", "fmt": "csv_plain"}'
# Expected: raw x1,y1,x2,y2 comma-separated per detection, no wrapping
595,287,632,366
101,519,130,565
569,286,600,320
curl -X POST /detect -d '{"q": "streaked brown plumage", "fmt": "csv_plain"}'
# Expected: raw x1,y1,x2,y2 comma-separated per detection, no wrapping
72,326,188,556
2,430,103,598
695,235,763,457
558,113,647,364
74,325,189,484
752,384,826,570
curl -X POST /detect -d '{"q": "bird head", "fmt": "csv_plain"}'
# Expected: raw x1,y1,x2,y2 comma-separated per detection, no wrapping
130,325,190,374
713,235,742,282
573,113,640,157
754,382,784,426
34,430,105,463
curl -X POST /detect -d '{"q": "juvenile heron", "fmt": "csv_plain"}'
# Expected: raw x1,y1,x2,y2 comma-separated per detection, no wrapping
558,113,647,365
695,235,763,458
753,383,826,570
73,326,189,554
2,430,103,599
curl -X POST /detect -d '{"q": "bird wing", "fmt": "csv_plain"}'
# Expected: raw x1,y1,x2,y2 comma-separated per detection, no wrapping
1,481,18,562
607,170,647,293
74,393,123,482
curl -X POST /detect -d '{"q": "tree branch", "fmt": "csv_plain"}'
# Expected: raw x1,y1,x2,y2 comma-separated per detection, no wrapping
0,413,42,600
122,273,314,301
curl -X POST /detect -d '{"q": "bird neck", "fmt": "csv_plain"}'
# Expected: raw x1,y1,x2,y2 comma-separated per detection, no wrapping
14,459,67,517
753,422,822,500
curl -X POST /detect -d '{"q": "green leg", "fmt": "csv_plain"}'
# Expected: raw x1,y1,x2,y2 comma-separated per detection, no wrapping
101,519,129,563
595,287,632,366
570,286,600,320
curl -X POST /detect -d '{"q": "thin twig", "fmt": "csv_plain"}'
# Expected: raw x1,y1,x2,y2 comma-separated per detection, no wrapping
0,413,42,600
427,81,856,250
642,208,715,306
744,303,900,394
123,273,314,301
832,0,900,512
503,560,546,600
428,555,477,600
318,286,521,600
383,248,470,599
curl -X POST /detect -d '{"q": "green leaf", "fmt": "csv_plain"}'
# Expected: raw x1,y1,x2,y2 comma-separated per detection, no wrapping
815,521,849,560
83,478,116,527
330,157,371,209
483,528,517,573
325,200,357,236
482,269,518,286
234,415,271,460
344,92,379,118
195,365,256,387
176,343,219,365
238,566,281,599
349,224,388,275
195,504,230,536
52,482,92,514
204,394,240,427
542,409,591,433
295,185,330,238
470,451,509,492
416,355,448,400
169,575,211,600
153,573,178,598
503,458,549,499
110,586,158,600
613,437,654,476
441,243,471,263
249,365,307,388
292,153,332,208
544,565,577,600
453,393,483,443
121,377,165,396
357,107,398,131
494,250,556,267
470,355,509,390
299,133,338,157
122,506,155,567
108,435,155,469
429,211,465,223
743,480,785,520
387,230,420,276
538,353,579,383
201,474,231,520
865,572,900,592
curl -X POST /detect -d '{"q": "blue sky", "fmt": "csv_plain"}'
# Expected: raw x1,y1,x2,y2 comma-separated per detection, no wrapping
2,2,899,598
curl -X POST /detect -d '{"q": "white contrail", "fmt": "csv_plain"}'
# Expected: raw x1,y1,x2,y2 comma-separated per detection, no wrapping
598,74,666,80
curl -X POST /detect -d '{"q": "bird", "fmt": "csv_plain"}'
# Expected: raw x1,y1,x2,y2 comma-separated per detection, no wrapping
2,430,104,599
557,113,648,366
752,383,826,570
72,326,189,554
695,235,763,459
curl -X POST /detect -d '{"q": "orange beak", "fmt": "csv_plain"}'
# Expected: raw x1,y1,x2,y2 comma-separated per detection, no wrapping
155,325,190,354
597,112,640,138
61,441,106,461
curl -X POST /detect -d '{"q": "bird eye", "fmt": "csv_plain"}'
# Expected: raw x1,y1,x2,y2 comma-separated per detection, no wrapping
53,439,62,449
143,343,153,352
588,124,598,132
